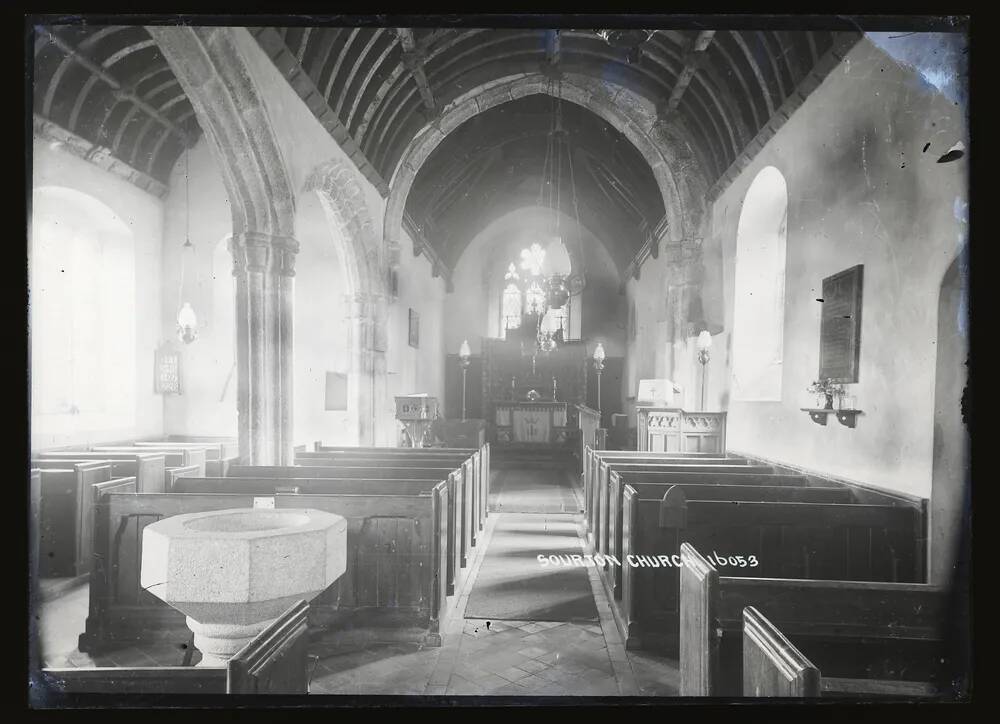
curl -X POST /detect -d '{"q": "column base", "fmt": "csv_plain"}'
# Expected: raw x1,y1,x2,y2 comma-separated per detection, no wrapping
186,616,274,668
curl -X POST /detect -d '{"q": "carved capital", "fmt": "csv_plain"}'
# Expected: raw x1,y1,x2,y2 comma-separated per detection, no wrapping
229,231,300,276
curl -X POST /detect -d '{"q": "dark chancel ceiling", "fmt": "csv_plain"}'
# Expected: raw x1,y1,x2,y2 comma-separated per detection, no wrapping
32,25,201,190
405,96,665,272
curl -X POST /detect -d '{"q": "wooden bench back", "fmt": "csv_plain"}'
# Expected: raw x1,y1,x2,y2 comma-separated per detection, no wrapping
36,601,310,699
34,452,165,493
171,476,445,495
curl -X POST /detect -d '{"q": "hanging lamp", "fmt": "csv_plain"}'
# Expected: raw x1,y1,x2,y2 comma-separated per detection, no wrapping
176,150,198,344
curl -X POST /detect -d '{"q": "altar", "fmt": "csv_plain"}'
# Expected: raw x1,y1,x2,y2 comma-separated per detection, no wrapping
494,401,570,445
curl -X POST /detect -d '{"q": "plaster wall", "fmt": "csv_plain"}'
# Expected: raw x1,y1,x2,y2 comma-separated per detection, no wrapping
30,140,165,449
711,37,968,498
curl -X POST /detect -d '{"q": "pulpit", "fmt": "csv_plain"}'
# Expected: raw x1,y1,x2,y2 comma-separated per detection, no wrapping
494,401,570,446
395,395,438,447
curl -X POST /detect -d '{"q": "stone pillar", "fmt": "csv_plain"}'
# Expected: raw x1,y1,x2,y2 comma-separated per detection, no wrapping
663,238,705,407
371,293,390,446
346,292,375,446
230,232,299,465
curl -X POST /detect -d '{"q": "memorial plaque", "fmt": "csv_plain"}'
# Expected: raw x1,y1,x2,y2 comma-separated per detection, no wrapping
819,264,863,382
154,345,181,394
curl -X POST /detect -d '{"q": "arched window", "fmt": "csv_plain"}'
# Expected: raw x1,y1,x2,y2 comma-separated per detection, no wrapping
497,238,579,341
731,166,788,401
30,187,135,438
501,282,523,334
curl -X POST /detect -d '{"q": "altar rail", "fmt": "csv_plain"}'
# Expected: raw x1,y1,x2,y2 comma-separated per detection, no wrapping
637,407,727,454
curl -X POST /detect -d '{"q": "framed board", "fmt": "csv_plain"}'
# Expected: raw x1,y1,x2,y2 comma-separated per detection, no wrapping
154,344,181,394
819,264,863,382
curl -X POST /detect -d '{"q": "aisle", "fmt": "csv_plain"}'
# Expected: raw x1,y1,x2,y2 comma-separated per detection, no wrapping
464,512,599,622
489,467,582,513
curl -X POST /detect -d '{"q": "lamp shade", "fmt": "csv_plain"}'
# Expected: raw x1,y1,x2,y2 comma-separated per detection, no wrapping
459,339,471,359
697,330,713,352
593,342,606,363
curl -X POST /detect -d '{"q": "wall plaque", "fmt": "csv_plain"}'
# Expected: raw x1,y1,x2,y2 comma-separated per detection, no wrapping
154,344,181,394
819,264,863,382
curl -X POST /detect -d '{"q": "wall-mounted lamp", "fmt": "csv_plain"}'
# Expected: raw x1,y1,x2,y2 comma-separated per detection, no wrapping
697,330,712,411
459,339,471,420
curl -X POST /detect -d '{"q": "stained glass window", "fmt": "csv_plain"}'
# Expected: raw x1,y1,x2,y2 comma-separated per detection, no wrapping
501,282,522,336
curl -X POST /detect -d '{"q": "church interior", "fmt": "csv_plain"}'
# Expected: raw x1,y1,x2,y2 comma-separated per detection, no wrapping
27,19,971,702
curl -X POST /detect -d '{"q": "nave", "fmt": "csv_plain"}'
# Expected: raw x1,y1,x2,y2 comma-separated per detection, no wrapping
28,18,971,705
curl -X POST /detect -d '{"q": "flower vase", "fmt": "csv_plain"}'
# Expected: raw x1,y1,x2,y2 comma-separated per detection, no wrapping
824,392,834,410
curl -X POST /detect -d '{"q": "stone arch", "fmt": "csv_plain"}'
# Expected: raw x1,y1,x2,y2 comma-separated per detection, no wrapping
147,26,297,244
304,159,384,297
383,72,709,259
302,159,389,446
148,26,299,464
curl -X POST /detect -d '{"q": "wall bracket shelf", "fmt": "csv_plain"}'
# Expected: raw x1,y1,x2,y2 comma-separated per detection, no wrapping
801,408,863,429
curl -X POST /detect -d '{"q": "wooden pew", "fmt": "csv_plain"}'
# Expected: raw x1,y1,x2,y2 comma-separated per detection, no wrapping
92,446,207,478
167,464,204,489
298,448,487,549
619,484,925,653
128,441,238,476
604,472,811,573
229,462,474,575
34,452,166,493
583,449,757,534
680,543,946,697
605,471,812,556
34,462,114,577
79,481,450,653
309,443,491,528
36,600,310,699
177,471,468,598
601,480,850,600
166,433,238,455
582,446,746,514
589,460,774,557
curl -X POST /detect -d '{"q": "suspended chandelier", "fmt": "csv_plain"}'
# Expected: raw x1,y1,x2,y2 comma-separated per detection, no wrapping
176,150,198,344
502,80,588,356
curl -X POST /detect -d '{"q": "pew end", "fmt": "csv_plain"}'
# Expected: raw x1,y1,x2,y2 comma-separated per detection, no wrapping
742,606,821,697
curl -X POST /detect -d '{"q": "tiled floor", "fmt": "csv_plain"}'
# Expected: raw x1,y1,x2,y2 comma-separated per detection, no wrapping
38,466,680,697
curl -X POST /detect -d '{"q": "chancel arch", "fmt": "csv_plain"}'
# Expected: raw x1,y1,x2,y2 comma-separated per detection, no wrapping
730,165,788,402
383,72,708,262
